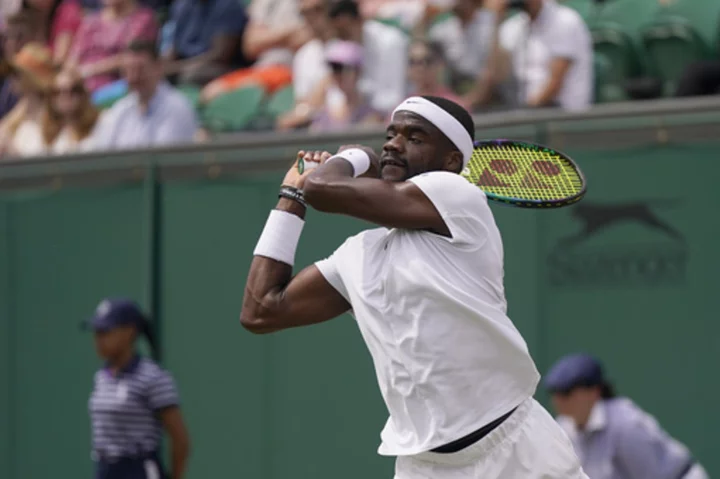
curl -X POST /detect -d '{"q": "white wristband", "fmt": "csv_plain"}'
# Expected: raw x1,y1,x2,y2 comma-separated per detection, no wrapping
253,210,305,266
326,148,370,177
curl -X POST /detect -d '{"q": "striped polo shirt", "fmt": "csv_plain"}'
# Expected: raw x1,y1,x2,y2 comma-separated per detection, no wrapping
89,355,179,459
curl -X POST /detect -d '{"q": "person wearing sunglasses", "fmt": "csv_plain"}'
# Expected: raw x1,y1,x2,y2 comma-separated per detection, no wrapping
545,353,708,479
43,67,100,154
310,40,382,132
407,39,466,108
86,298,190,479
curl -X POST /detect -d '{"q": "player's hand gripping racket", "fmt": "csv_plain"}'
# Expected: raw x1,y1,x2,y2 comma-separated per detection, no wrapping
298,139,586,209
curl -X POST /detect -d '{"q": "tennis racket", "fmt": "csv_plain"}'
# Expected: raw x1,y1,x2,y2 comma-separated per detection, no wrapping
462,139,586,208
298,139,586,209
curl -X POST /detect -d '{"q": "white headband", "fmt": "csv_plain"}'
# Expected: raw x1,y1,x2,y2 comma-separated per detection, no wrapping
392,96,474,167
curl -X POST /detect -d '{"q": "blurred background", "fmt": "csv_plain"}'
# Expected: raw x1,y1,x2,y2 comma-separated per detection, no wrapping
0,0,719,478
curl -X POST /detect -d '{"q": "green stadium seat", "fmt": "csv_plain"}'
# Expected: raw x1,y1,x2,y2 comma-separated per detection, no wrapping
593,52,627,103
640,0,720,95
201,84,264,132
589,0,661,93
265,85,295,119
177,84,202,109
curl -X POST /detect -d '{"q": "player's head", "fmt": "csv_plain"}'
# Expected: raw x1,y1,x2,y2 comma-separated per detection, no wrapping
544,353,616,427
381,96,475,182
85,298,156,361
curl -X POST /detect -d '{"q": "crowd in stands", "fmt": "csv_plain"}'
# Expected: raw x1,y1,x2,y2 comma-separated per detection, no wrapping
0,0,718,160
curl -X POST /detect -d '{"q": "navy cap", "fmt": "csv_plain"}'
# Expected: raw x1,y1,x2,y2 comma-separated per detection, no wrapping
85,298,146,332
544,353,605,393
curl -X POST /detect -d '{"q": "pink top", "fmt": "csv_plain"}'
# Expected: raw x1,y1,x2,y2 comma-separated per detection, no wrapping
50,0,83,52
70,6,158,92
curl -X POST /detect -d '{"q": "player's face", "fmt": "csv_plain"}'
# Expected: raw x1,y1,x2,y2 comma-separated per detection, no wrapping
93,326,134,360
551,387,598,425
381,112,452,182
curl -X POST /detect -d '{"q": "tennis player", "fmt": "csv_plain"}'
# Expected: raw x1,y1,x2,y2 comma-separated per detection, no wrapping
241,96,588,478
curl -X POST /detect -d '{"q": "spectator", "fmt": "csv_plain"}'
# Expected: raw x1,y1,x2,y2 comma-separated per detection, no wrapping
328,0,408,115
199,0,306,103
163,0,249,87
275,0,334,130
1,9,44,119
44,67,100,154
26,0,84,65
90,40,197,150
69,0,158,94
243,0,307,67
79,0,169,11
480,0,593,111
423,0,497,90
406,39,465,107
545,354,709,479
310,40,382,132
0,42,55,158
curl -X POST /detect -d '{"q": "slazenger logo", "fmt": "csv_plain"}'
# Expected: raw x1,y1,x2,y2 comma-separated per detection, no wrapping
547,201,688,287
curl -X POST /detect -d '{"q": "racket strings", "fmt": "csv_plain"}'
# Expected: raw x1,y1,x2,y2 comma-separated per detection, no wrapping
466,145,583,202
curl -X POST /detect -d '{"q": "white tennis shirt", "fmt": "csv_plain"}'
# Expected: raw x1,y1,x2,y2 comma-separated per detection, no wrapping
315,171,540,456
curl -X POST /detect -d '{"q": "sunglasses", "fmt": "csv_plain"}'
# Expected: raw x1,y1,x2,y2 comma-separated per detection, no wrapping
329,62,358,74
52,84,84,96
409,56,435,67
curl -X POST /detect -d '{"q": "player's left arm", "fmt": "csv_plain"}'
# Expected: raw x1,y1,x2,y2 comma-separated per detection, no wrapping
303,147,452,237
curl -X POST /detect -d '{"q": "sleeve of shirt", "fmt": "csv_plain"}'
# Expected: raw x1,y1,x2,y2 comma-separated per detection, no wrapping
54,1,83,36
154,95,198,145
614,416,692,479
408,171,489,246
217,0,248,36
147,368,180,410
545,14,587,61
314,239,351,303
69,16,93,63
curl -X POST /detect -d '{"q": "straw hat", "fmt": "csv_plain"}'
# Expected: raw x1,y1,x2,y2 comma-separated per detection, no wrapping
9,42,56,91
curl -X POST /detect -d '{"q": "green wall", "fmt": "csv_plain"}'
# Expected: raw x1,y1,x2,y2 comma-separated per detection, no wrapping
0,142,718,478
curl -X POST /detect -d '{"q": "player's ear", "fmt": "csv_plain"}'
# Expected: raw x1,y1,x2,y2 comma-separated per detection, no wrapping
444,151,463,174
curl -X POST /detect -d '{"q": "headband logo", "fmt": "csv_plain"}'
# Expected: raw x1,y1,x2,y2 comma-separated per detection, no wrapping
96,300,111,317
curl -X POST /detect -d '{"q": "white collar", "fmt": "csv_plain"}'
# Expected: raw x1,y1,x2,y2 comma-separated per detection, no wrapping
557,400,607,440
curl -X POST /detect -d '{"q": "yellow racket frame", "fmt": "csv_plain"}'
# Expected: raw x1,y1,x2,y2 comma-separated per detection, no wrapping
462,140,586,208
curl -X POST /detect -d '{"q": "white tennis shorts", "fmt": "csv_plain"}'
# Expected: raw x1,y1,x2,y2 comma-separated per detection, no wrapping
394,398,589,479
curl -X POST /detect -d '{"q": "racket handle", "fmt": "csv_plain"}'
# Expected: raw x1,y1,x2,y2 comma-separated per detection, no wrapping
298,158,320,174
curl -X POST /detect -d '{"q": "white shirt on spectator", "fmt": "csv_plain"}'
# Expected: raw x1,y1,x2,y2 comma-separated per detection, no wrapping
292,38,329,101
90,82,197,151
51,127,95,155
429,10,497,78
360,20,409,114
315,171,540,456
500,0,593,110
248,0,302,67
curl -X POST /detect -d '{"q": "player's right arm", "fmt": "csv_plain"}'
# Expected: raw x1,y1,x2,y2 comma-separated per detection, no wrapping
240,157,351,334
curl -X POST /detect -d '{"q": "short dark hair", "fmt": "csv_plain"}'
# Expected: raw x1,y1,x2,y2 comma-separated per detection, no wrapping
328,0,360,19
422,95,475,142
411,38,446,63
126,39,159,60
6,8,42,30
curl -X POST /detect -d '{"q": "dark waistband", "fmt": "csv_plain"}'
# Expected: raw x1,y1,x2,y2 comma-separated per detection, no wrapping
677,458,696,479
431,406,518,454
94,450,159,464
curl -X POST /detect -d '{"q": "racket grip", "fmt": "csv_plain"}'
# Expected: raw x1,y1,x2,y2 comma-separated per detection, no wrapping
298,158,320,174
